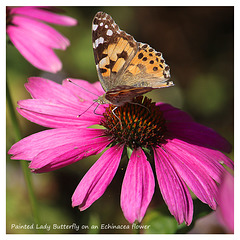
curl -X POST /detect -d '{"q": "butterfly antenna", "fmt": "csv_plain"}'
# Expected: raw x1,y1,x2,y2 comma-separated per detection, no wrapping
67,79,99,97
67,79,103,117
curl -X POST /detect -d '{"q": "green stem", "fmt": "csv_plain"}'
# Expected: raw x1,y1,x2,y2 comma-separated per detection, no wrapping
6,79,41,232
132,221,141,234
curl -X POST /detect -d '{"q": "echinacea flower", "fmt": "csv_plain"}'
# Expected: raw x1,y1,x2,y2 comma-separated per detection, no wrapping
8,77,234,225
217,172,234,233
6,7,77,73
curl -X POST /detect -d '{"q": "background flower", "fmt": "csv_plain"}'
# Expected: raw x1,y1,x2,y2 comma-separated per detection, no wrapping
217,173,234,233
9,77,233,227
6,6,77,73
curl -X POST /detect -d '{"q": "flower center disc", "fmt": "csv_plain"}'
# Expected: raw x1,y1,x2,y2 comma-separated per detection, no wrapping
101,96,167,149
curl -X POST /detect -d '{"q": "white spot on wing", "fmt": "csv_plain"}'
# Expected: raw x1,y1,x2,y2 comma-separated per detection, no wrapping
95,37,104,48
99,57,110,68
105,24,109,28
92,24,98,31
100,22,103,26
106,29,113,36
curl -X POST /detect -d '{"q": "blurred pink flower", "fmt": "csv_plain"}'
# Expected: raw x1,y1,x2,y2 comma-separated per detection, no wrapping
8,77,234,225
217,173,234,233
6,7,77,73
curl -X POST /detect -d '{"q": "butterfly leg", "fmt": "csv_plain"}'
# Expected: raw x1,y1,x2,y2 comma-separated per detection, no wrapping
129,101,150,113
93,103,102,115
77,102,101,118
112,106,123,130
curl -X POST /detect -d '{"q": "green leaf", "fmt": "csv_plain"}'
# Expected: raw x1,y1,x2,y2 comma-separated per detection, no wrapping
143,207,178,234
126,147,133,159
143,198,213,234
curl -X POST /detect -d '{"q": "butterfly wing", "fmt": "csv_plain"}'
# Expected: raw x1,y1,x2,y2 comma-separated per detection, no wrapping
105,85,153,106
92,12,172,92
92,12,138,92
119,42,172,88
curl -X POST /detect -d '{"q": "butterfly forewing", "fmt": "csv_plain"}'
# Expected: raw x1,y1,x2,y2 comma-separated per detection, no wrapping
92,12,138,91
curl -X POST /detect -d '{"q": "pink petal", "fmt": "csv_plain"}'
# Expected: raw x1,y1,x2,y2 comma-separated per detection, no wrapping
154,147,193,225
62,78,105,102
7,25,62,73
11,15,70,50
30,136,110,173
25,77,79,102
166,121,232,153
72,144,124,210
9,128,105,161
156,102,232,153
26,77,105,112
157,102,194,122
170,138,233,183
120,148,155,223
10,7,77,26
92,81,105,94
22,78,106,127
217,173,234,233
198,147,234,170
17,99,103,128
163,142,218,210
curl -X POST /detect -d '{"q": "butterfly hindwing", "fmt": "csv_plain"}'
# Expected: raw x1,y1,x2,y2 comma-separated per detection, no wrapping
105,85,153,105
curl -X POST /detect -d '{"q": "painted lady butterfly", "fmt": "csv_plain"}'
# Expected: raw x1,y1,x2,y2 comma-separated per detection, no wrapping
92,11,173,106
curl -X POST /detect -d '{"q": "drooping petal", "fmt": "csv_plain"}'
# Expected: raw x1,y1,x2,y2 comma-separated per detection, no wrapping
7,25,62,73
120,148,155,223
9,128,106,161
154,147,193,225
10,7,77,26
11,15,70,50
163,142,219,210
72,144,124,210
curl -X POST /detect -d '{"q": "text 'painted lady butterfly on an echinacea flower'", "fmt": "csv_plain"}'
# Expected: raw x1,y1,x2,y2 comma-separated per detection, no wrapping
92,12,174,107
